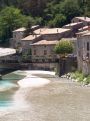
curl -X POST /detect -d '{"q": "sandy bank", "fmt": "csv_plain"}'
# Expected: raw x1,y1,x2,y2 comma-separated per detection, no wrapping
17,70,55,88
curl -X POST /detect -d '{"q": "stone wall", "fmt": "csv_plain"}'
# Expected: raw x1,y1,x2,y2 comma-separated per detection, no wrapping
31,45,56,58
77,35,90,75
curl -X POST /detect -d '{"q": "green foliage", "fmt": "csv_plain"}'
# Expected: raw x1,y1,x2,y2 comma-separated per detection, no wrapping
44,0,83,26
54,39,73,55
47,14,66,27
70,71,84,82
35,17,43,25
0,0,90,18
84,75,90,85
53,14,66,27
0,6,29,42
70,71,90,84
60,0,82,22
76,72,84,82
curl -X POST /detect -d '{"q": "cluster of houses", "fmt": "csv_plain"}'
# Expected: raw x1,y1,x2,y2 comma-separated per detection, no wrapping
8,16,90,74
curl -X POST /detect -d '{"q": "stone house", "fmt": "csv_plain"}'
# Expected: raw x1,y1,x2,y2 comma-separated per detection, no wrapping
12,27,26,48
63,22,83,37
10,27,26,48
76,30,90,75
11,25,40,49
33,28,71,40
72,17,90,26
21,34,41,53
30,40,58,70
15,27,71,55
31,40,58,58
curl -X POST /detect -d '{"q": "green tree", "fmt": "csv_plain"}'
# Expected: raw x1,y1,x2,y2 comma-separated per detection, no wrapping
60,0,82,22
0,6,29,43
54,39,73,56
54,39,73,76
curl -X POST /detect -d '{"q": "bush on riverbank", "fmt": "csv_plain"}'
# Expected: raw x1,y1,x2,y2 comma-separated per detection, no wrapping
71,71,84,82
69,71,90,85
85,76,90,85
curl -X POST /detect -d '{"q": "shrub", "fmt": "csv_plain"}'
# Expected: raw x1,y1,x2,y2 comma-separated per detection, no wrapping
85,75,90,85
54,39,73,55
70,71,84,82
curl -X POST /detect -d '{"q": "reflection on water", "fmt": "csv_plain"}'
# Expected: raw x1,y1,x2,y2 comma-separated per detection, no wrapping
3,72,25,82
0,91,14,108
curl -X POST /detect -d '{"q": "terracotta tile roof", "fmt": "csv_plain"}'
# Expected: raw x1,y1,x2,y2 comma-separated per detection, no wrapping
83,31,90,36
76,17,90,22
34,28,70,35
31,25,39,29
31,40,58,45
21,35,41,41
76,30,90,36
79,26,89,31
62,38,77,41
13,27,26,32
63,22,82,27
76,30,89,35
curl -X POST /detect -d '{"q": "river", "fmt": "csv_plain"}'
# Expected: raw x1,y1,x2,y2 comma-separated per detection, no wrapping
0,70,90,121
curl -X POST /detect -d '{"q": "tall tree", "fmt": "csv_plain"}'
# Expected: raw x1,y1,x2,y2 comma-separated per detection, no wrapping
54,39,73,76
0,7,29,43
60,0,82,22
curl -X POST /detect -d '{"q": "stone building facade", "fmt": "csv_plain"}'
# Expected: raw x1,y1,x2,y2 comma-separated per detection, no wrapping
30,40,58,70
31,40,57,58
12,27,26,48
76,30,90,75
21,35,41,53
12,17,89,70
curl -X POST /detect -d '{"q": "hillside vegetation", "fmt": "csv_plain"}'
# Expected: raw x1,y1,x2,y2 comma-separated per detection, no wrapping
0,0,90,43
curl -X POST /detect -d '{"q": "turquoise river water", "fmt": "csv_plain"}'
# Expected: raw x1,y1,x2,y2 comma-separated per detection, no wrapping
0,72,25,108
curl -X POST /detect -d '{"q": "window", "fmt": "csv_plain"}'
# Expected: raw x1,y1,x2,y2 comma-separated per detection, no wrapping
44,50,47,55
34,50,36,55
87,42,89,51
